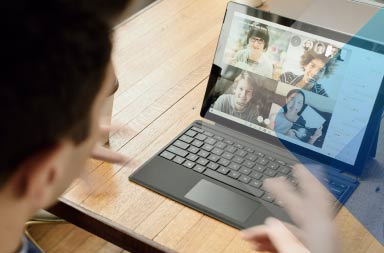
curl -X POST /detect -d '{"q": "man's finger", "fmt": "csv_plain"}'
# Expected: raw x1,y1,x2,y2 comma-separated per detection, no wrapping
91,145,129,164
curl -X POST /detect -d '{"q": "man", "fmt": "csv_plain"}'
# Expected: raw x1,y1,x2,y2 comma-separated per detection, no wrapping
214,71,261,124
0,1,129,252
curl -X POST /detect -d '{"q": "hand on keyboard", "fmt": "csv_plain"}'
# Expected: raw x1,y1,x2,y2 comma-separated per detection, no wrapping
240,164,338,253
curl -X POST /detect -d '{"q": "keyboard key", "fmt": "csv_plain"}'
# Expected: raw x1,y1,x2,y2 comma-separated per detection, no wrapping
187,146,199,154
245,147,254,153
329,187,343,196
228,170,241,179
179,135,193,143
278,166,291,174
267,162,279,170
262,194,274,203
222,152,234,160
197,150,209,158
213,135,224,141
207,162,219,170
274,199,284,206
196,157,209,166
204,131,214,137
218,158,230,167
217,166,230,175
173,156,185,164
234,143,244,149
195,133,207,141
250,171,263,180
257,157,268,165
265,169,277,177
211,147,224,156
239,167,251,175
331,181,347,189
249,179,262,188
167,145,188,157
254,164,266,173
191,126,204,133
256,152,265,157
225,146,237,153
186,153,198,161
205,137,217,145
277,160,286,166
215,141,227,149
207,154,220,162
224,139,234,145
245,186,264,198
239,175,251,184
202,144,214,152
194,165,205,173
228,163,241,171
160,151,175,160
183,160,195,169
243,160,255,168
192,140,204,147
185,130,197,137
203,169,264,197
246,154,258,162
235,149,247,157
232,156,244,164
173,140,189,150
266,156,275,161
287,177,298,185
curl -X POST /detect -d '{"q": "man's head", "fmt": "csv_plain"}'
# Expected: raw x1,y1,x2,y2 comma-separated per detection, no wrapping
300,49,336,86
232,72,256,112
247,23,270,51
0,0,127,212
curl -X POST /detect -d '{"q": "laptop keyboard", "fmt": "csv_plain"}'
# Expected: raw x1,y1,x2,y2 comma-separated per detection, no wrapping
159,126,349,207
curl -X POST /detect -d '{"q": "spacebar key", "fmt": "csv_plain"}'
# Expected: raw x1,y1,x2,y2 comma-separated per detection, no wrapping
203,169,264,198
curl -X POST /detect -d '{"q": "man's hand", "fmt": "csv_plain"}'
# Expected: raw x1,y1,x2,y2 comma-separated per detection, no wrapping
90,124,129,164
241,164,338,253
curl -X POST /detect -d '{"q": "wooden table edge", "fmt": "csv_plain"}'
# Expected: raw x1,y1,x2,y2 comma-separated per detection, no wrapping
48,197,176,253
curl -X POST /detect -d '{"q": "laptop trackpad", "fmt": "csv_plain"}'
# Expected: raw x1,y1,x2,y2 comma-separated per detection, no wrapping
185,179,260,223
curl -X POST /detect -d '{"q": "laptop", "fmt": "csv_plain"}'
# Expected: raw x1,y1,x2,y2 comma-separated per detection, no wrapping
129,2,384,228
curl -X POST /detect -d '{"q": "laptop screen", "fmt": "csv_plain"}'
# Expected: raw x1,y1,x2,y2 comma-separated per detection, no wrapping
201,3,384,170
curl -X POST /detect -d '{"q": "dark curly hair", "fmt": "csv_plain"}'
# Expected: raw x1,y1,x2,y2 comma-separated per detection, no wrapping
300,49,337,77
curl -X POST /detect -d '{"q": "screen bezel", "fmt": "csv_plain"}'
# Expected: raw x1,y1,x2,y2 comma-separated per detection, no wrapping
200,1,384,175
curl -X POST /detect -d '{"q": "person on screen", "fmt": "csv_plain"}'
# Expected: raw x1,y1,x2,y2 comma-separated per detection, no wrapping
213,72,261,124
272,89,322,145
314,42,325,54
280,49,337,97
231,23,274,79
303,40,313,51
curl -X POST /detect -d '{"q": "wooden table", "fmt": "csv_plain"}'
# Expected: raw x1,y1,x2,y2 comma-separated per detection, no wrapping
49,0,384,252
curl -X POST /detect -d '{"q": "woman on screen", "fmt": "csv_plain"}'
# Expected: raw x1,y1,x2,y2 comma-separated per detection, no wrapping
231,23,274,79
280,49,337,97
272,89,322,145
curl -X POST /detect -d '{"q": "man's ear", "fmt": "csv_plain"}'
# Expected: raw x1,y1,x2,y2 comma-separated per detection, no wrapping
11,143,66,210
